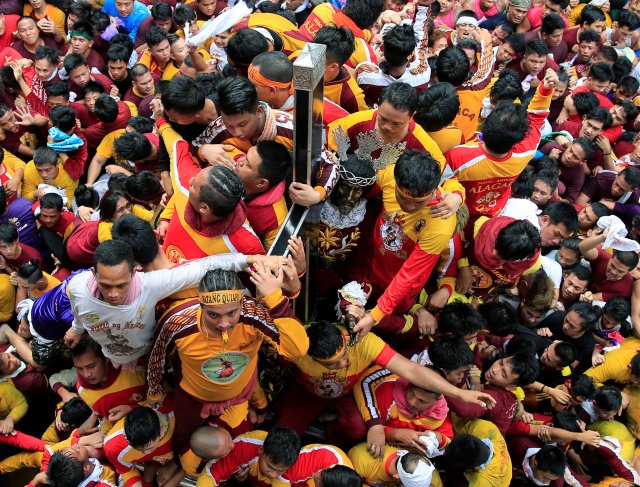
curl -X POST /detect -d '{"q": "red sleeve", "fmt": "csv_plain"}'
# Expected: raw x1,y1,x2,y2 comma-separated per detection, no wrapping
596,443,638,482
375,247,440,316
208,439,258,484
373,344,397,368
61,132,88,180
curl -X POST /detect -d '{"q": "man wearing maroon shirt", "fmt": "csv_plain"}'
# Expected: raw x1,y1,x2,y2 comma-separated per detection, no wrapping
562,6,606,52
10,16,57,62
134,2,175,49
33,193,74,262
547,138,594,203
571,62,615,108
62,20,105,71
63,53,115,101
579,230,637,301
123,65,156,108
45,82,93,129
81,94,132,148
34,46,63,86
524,13,567,63
0,222,43,271
576,167,640,207
506,39,558,90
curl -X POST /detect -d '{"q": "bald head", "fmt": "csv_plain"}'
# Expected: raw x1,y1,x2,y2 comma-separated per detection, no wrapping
190,426,234,461
251,51,293,84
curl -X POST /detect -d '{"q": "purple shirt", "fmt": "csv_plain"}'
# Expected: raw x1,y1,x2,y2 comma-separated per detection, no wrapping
0,198,43,253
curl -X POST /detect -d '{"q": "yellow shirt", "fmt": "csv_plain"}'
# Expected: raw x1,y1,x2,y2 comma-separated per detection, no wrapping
0,380,28,422
348,442,443,487
454,419,512,487
584,345,638,386
0,274,15,323
22,162,78,208
162,50,211,81
30,272,61,300
23,4,66,39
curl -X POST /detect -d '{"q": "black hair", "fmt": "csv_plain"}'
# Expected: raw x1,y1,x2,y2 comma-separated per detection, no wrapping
194,72,223,97
490,69,523,103
572,374,596,400
130,63,151,82
126,172,163,202
161,76,206,116
439,300,486,337
0,186,7,216
593,384,622,412
612,249,640,270
619,76,640,96
524,39,549,57
587,201,612,223
578,28,601,45
151,2,173,20
482,101,529,154
511,168,534,198
496,21,516,37
227,29,269,72
613,62,634,88
477,301,518,336
63,52,88,73
173,3,197,26
553,342,577,368
573,91,599,117
90,11,111,34
540,201,579,234
571,137,596,161
107,42,132,63
306,321,344,359
414,82,460,132
508,351,540,386
218,77,259,116
40,192,64,212
319,465,362,487
114,132,153,162
83,80,105,96
585,106,613,130
621,167,640,188
630,352,640,378
70,335,104,360
504,32,526,56
34,46,59,66
74,185,100,209
49,106,77,133
146,25,169,48
580,4,606,25
378,82,418,114
17,259,43,284
557,68,570,85
70,19,95,40
535,445,567,478
94,94,119,124
541,13,565,34
589,62,614,84
394,150,441,196
46,452,84,487
93,239,136,273
506,334,536,356
251,51,293,84
124,406,161,450
429,335,475,371
69,0,94,21
552,411,582,432
445,434,491,470
536,157,559,175
495,220,541,261
111,214,160,266
559,236,581,254
255,140,293,188
198,268,243,293
534,170,558,193
126,116,155,134
200,166,245,218
45,81,71,100
382,24,417,68
343,0,384,29
602,298,630,323
60,397,93,429
262,427,301,467
98,190,127,222
110,33,135,54
33,147,58,167
600,45,619,65
569,302,601,332
0,66,19,92
436,47,471,87
565,263,592,283
313,25,355,66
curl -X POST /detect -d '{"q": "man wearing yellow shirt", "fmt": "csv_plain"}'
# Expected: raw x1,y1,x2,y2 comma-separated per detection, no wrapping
22,147,78,208
138,26,171,76
348,443,443,487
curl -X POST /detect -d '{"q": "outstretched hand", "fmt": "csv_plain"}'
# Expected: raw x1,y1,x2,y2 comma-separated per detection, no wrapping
248,260,284,299
458,389,497,409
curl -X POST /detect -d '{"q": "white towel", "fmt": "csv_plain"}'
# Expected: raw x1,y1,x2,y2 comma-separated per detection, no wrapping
597,215,640,251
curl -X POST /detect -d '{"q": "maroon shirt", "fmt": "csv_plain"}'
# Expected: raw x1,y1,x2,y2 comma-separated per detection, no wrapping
134,16,178,48
5,242,44,270
82,100,132,148
506,56,559,83
68,73,115,100
581,170,640,204
62,45,106,71
9,37,58,62
590,247,633,300
446,385,518,436
524,29,569,64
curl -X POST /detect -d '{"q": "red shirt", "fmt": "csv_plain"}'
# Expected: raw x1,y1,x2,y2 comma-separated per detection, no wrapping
5,242,43,270
0,15,19,51
32,201,75,238
82,100,132,148
590,247,633,300
68,73,114,100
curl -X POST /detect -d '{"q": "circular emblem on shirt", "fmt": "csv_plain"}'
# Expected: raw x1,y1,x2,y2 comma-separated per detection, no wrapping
201,352,249,384
313,377,345,398
165,245,185,264
380,220,404,252
470,266,492,289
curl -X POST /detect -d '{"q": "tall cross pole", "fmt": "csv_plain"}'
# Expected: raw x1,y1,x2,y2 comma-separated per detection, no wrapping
267,43,325,322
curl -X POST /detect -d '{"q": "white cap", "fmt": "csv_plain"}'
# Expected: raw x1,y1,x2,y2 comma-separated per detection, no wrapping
397,455,435,487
